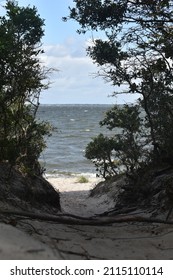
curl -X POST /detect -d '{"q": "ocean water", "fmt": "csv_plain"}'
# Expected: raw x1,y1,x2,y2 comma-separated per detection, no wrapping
37,104,113,177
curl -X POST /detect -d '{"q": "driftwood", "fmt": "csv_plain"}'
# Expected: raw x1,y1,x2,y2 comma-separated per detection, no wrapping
0,210,173,226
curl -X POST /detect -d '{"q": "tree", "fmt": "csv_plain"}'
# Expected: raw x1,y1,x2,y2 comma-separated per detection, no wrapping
85,105,147,178
66,0,173,177
0,0,51,174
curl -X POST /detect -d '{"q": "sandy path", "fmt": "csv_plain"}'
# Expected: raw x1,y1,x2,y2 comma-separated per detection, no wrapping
1,176,173,260
47,176,115,216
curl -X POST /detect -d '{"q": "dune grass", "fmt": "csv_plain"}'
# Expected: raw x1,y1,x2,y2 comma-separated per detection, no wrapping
76,176,89,183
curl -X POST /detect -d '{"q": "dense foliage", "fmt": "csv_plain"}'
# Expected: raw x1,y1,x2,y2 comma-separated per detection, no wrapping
0,1,51,175
66,0,173,178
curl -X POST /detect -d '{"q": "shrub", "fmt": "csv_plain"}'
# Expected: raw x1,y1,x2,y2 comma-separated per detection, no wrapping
77,176,89,183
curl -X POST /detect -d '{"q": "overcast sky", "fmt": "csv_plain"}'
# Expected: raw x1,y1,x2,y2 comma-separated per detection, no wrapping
0,0,138,104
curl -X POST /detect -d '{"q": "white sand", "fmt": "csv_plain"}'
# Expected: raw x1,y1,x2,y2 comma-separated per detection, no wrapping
0,223,58,259
47,176,115,217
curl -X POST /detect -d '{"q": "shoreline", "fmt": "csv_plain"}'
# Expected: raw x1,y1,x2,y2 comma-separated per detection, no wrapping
44,171,98,179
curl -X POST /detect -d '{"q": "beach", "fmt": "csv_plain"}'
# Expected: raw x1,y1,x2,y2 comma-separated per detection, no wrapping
1,175,173,260
47,175,115,217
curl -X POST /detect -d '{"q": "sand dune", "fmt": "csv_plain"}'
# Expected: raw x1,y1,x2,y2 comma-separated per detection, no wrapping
1,175,173,260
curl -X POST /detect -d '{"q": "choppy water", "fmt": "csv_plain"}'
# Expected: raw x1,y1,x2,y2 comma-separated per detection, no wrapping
37,104,113,177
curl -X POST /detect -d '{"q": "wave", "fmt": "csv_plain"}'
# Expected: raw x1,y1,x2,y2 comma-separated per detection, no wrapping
44,170,97,179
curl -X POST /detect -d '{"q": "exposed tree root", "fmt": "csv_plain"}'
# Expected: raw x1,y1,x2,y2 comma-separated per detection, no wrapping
0,210,172,226
97,207,138,217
